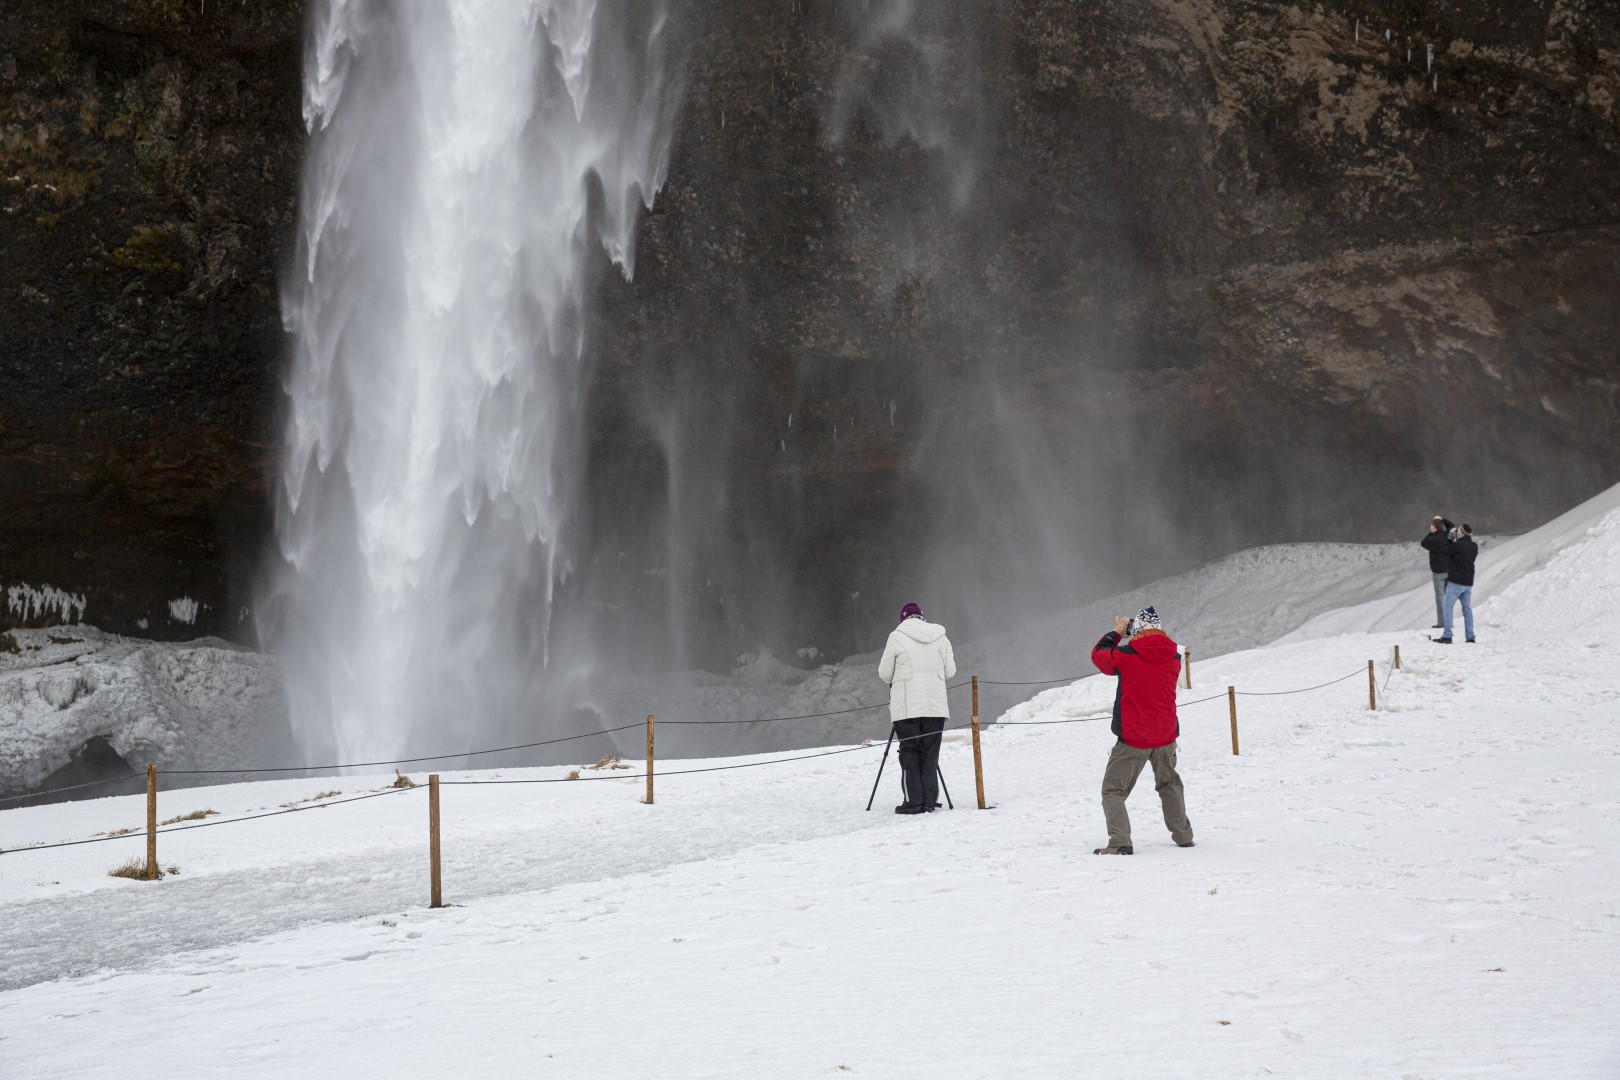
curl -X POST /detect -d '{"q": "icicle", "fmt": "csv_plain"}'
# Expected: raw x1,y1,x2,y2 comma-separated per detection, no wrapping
1427,43,1434,72
1432,73,1438,92
787,412,793,429
1354,19,1360,42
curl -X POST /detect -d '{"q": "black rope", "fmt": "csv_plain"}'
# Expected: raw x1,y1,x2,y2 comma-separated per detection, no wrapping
994,688,1230,726
1233,669,1365,697
656,702,888,725
442,721,991,786
3,664,1381,797
0,786,417,857
629,679,979,727
998,712,1108,726
157,721,649,776
0,772,143,806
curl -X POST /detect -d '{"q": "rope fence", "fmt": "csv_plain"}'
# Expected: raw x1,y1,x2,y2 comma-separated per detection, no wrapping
1,647,1408,900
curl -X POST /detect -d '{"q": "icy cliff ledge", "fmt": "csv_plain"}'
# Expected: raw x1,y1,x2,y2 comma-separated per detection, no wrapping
0,627,290,797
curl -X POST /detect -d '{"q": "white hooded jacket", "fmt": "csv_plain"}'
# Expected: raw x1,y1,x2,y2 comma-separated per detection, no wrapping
878,618,957,722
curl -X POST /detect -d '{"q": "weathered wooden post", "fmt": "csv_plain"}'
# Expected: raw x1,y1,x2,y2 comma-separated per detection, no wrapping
1183,649,1192,689
645,714,655,806
970,676,986,810
1394,644,1401,670
1368,660,1377,710
1227,687,1239,757
144,764,158,881
428,773,442,909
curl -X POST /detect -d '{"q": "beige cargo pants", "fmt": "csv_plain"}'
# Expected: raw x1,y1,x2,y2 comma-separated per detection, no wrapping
1101,739,1193,849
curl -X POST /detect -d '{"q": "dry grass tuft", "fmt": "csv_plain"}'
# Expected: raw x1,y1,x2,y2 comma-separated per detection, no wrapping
159,809,218,826
565,769,581,781
582,754,630,771
312,789,342,800
96,826,139,837
108,856,160,880
391,771,417,789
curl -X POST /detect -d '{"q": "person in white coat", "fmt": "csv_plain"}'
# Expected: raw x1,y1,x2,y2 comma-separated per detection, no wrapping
878,602,957,814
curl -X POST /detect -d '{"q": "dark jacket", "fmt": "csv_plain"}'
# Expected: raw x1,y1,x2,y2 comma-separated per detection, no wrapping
1437,536,1478,587
1420,521,1454,573
1090,629,1181,749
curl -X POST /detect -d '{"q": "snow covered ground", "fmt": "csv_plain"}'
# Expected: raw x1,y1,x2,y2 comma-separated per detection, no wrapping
1,486,1617,1077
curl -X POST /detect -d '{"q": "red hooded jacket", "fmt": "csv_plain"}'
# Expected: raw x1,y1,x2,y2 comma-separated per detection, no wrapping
1090,629,1182,749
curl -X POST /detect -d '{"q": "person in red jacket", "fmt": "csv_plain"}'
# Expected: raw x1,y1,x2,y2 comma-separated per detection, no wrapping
1088,606,1195,855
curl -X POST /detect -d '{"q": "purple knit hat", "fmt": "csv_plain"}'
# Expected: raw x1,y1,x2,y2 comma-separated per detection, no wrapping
899,602,925,623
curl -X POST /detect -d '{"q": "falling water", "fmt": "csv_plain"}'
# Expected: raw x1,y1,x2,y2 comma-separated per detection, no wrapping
265,0,679,763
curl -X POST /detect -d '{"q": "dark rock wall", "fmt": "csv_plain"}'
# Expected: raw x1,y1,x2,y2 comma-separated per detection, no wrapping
1,0,300,638
3,0,1617,656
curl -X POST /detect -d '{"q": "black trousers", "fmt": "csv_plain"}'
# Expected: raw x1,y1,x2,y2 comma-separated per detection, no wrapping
894,717,945,808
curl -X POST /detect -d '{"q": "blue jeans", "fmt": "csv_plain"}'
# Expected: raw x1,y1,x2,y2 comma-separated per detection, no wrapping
1432,572,1448,625
1443,582,1474,640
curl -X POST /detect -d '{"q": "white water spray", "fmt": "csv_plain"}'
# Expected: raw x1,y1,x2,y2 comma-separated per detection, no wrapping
266,0,679,763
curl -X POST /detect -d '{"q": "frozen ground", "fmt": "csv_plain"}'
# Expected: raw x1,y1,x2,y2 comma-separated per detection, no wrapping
0,487,1616,1077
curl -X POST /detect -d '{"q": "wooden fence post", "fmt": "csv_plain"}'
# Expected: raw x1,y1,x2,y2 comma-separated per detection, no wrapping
428,773,442,909
1368,660,1377,710
144,763,158,880
1183,648,1192,689
645,714,655,806
970,676,986,810
1394,644,1401,670
1227,687,1239,756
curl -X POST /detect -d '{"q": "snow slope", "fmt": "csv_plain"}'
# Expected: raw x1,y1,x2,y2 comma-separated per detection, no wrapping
1280,480,1620,642
1,488,1617,1077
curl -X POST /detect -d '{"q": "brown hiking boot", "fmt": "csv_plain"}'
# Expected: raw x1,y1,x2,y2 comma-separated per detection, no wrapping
1092,845,1134,855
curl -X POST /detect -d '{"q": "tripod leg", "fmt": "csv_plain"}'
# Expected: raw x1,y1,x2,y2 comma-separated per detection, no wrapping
866,724,897,811
937,766,953,810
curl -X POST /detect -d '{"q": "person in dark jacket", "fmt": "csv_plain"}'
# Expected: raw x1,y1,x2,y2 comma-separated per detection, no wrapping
1420,516,1455,628
1087,606,1194,855
1435,524,1478,643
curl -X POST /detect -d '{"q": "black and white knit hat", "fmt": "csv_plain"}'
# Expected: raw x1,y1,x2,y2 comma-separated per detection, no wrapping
1130,606,1161,633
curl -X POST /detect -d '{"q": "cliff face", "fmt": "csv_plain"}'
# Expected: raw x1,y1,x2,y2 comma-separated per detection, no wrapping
0,0,301,638
3,0,1617,653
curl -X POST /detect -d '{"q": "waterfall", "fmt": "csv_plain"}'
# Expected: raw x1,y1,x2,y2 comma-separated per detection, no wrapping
265,0,680,764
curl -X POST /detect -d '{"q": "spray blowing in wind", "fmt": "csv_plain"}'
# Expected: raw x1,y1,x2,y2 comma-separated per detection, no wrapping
262,0,680,765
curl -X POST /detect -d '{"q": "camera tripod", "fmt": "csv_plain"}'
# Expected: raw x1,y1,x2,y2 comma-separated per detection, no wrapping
864,722,953,811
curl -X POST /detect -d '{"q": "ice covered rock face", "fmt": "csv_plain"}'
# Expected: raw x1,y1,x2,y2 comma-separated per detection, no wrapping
1,0,1617,671
0,628,291,800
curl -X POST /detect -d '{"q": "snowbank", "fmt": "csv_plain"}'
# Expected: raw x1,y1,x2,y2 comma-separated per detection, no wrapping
0,627,291,798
